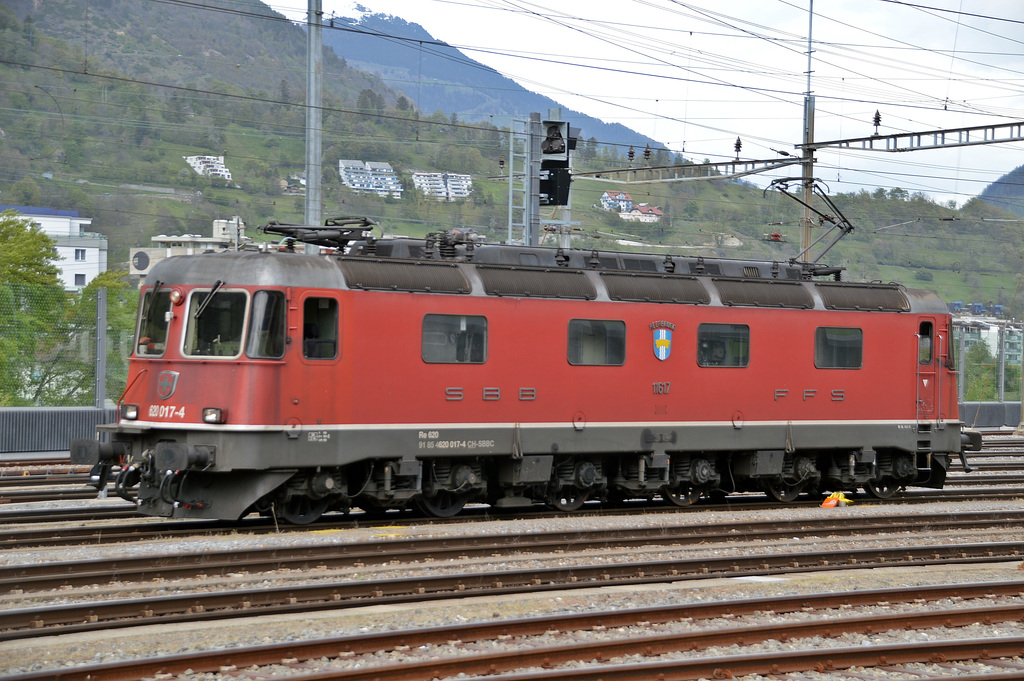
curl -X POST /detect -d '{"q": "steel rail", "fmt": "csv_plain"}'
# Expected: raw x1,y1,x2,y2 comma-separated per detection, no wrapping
1,541,1023,642
4,509,1024,594
5,582,1024,681
1,485,1023,549
184,606,1024,681
454,637,1024,681
0,473,89,487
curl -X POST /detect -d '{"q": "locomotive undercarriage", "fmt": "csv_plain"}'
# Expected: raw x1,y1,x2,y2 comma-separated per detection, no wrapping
73,421,959,523
261,445,943,521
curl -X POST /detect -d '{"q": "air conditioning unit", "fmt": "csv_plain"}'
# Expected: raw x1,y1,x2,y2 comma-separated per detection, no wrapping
130,249,156,276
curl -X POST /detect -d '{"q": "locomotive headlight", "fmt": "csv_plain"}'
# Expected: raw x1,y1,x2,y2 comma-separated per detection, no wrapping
202,407,227,424
120,404,139,420
169,289,184,305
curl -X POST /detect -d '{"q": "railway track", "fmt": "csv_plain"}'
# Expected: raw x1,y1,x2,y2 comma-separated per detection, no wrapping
3,438,1024,679
2,526,1023,642
1,476,1023,549
7,582,1024,680
4,508,1024,594
0,484,1022,550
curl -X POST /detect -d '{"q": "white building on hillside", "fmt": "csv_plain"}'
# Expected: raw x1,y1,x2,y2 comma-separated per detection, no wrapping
183,155,232,181
1,205,106,290
129,217,248,279
600,190,633,212
620,203,663,223
337,160,403,198
412,172,473,201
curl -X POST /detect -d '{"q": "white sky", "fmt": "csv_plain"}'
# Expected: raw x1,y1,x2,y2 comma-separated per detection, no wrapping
273,0,1024,206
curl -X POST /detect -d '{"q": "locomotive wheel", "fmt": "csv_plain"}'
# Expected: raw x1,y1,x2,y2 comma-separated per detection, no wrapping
415,491,469,518
280,496,330,525
763,479,804,503
864,478,899,499
547,487,589,512
661,484,701,507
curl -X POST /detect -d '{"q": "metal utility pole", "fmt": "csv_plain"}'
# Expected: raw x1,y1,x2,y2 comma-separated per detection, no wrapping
801,0,815,253
93,288,106,408
527,112,542,246
304,0,323,229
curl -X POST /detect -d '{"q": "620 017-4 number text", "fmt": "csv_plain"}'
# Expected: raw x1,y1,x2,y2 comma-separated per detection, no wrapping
148,404,186,419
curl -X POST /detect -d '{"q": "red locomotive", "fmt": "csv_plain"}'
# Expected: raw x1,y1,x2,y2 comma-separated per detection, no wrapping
72,220,979,523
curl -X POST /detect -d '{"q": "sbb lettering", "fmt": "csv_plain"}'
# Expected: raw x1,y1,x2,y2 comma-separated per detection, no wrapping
445,387,538,402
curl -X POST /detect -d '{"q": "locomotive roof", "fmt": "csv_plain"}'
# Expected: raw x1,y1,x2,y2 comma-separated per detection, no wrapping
145,243,949,315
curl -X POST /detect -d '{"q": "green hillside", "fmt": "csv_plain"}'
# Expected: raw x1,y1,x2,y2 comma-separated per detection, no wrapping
1,2,1022,316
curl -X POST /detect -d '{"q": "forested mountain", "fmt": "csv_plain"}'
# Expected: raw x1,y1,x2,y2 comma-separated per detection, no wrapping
980,164,1024,217
1,1,1022,316
323,11,661,150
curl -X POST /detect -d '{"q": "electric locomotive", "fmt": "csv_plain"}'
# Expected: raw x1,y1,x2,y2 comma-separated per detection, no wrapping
72,219,980,523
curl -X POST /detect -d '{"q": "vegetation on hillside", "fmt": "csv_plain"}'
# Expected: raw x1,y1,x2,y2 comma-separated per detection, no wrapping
1,2,1023,319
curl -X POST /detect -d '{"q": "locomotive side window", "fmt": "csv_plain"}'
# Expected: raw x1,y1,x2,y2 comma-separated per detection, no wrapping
567,319,626,366
303,297,339,360
814,327,863,369
183,289,247,358
422,314,487,363
246,291,286,359
136,289,172,356
918,321,933,364
697,323,749,367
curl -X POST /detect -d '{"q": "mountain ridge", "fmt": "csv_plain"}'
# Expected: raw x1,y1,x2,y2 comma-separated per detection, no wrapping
323,10,662,151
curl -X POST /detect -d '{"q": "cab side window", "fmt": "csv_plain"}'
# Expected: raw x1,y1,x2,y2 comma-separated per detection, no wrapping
246,290,286,359
919,321,933,364
137,289,171,356
303,297,339,360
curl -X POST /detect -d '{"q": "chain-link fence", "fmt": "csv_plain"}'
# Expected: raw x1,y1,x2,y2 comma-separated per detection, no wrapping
952,320,1022,404
0,282,137,407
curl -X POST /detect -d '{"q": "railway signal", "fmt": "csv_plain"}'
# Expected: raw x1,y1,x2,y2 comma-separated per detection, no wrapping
539,119,573,206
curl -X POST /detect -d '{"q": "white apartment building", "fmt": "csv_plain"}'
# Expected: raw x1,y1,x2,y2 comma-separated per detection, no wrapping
957,318,1024,366
2,205,106,290
412,172,473,201
337,160,403,199
183,155,233,181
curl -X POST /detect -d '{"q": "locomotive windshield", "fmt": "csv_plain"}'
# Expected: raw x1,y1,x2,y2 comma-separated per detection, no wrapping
137,289,172,356
183,289,248,358
247,291,287,359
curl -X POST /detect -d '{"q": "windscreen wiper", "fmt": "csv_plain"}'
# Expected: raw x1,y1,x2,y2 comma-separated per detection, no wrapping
141,280,163,324
193,280,224,320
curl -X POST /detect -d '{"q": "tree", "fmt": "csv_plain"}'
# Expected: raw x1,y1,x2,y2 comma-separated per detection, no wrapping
0,211,65,405
0,210,61,286
29,270,138,406
963,342,997,402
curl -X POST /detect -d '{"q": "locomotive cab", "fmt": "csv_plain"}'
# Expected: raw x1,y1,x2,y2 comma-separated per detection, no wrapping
73,253,355,523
